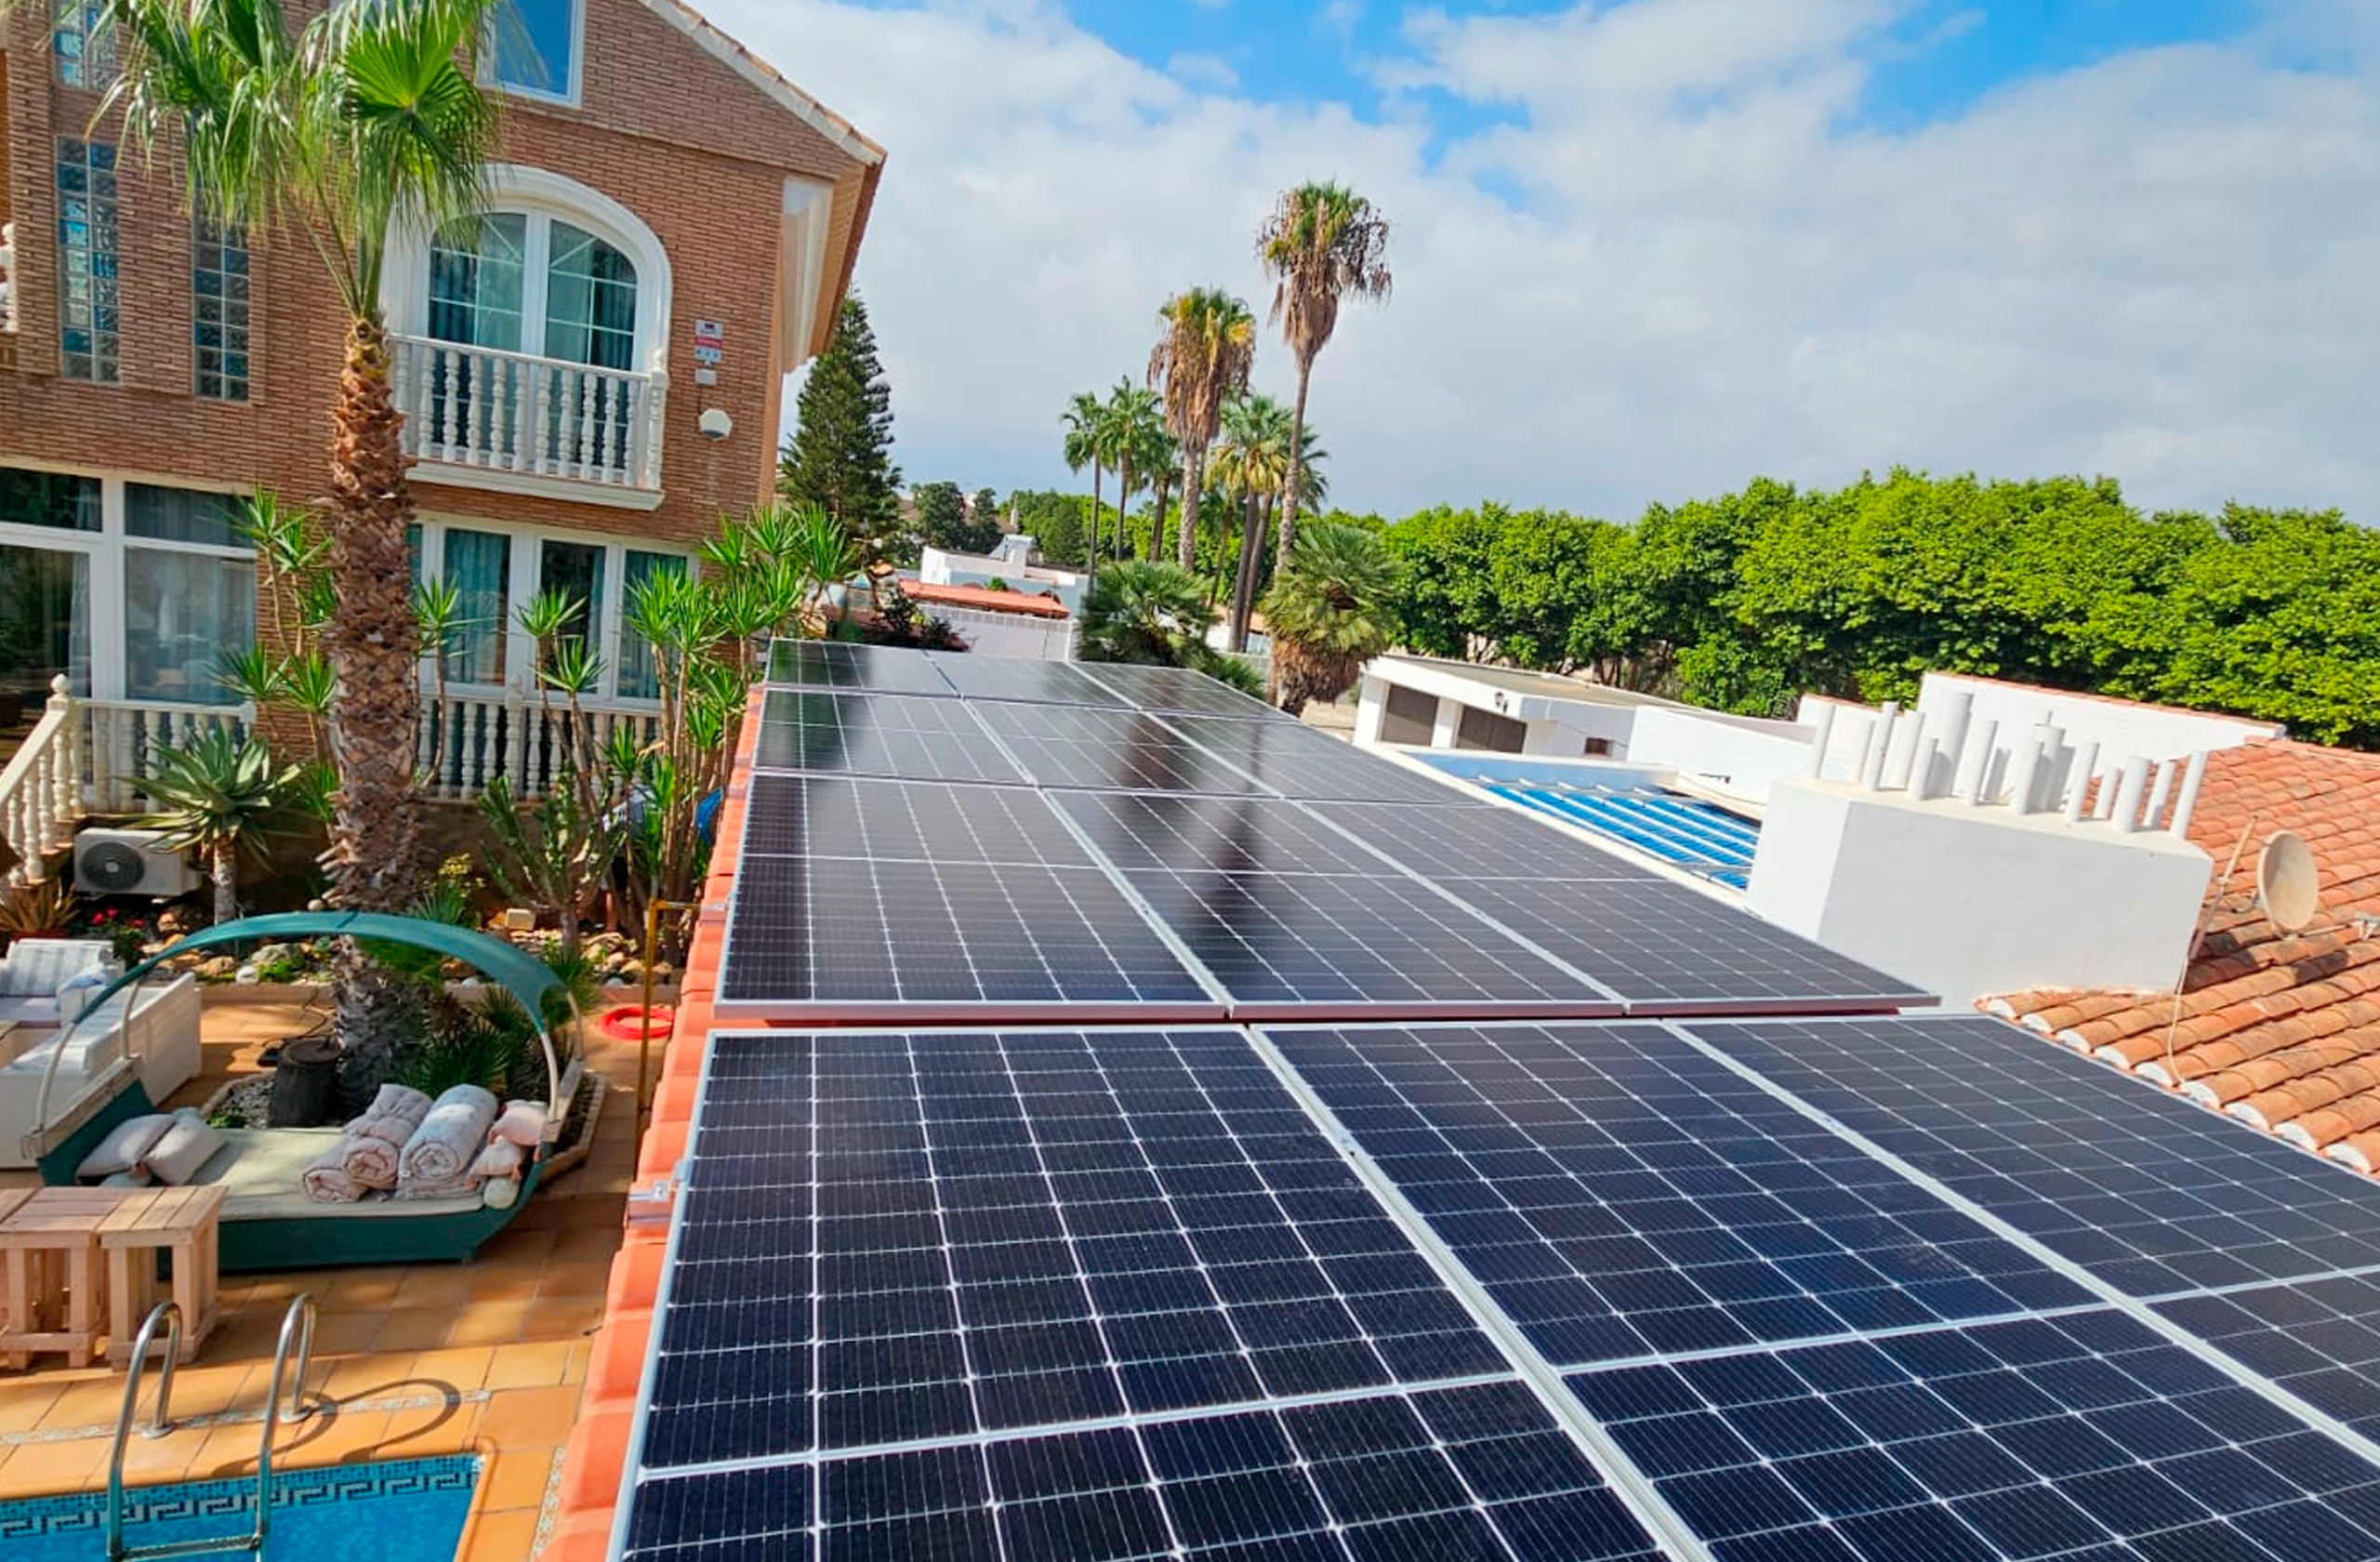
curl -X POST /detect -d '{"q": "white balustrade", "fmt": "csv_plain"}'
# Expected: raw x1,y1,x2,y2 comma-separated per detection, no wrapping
1,678,83,885
390,334,666,492
80,700,253,814
417,692,664,800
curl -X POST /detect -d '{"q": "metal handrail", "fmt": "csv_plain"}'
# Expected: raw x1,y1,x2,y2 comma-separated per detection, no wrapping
104,1301,183,1561
102,1294,317,1562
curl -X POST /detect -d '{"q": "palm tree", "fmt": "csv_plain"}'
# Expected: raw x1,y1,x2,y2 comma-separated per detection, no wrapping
1147,289,1255,571
98,0,506,1079
1061,390,1104,569
1140,427,1180,562
1209,393,1293,651
136,729,298,927
1077,561,1212,667
1261,521,1400,715
1257,182,1391,568
1101,380,1163,564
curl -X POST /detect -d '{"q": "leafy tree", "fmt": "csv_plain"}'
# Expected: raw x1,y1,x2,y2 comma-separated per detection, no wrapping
1258,182,1391,568
1007,489,1092,566
963,489,1006,554
781,295,903,551
1263,522,1401,715
914,482,968,551
1148,289,1256,569
96,0,507,1082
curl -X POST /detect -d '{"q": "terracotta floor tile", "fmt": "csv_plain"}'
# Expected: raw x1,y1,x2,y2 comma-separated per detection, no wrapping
394,1268,476,1308
410,1346,496,1394
482,1445,559,1512
36,1377,126,1432
0,1380,63,1433
479,1383,583,1448
2,1434,106,1494
536,1261,613,1299
461,1507,540,1562
308,1311,385,1357
562,1338,593,1384
523,1294,602,1339
329,1268,408,1307
376,1393,483,1456
475,1225,560,1266
372,1310,456,1353
483,1339,574,1392
112,1423,205,1484
162,1362,259,1420
318,1352,416,1404
278,1406,391,1466
552,1225,627,1263
205,1311,290,1362
467,1264,547,1303
447,1299,536,1348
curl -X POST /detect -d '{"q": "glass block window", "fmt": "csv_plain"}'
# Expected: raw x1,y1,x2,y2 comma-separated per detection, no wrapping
193,217,252,402
53,0,114,88
55,137,120,383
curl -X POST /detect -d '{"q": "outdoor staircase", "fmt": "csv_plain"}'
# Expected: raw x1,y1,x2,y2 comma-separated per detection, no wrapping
0,676,82,885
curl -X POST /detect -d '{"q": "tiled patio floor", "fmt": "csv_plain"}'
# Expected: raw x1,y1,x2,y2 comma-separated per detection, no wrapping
0,998,642,1561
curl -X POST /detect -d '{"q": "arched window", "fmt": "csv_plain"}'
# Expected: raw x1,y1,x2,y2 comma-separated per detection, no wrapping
427,212,638,371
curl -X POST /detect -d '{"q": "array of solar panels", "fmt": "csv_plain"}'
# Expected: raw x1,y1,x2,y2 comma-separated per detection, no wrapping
619,1013,2380,1562
721,642,1929,1020
1486,781,1761,892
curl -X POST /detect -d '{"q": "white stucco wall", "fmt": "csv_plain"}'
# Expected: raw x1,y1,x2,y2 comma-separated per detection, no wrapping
919,547,1089,615
1915,675,2282,764
1747,778,2213,1008
936,606,1075,661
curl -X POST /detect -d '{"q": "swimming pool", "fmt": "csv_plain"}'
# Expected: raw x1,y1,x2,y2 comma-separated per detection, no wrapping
1485,779,1761,888
0,1455,478,1562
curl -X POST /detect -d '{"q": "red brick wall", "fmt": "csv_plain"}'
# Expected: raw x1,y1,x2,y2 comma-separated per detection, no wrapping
0,0,875,549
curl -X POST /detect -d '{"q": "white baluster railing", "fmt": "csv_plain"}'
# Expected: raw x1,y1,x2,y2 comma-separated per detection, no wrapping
1,678,84,885
390,334,665,492
80,700,253,814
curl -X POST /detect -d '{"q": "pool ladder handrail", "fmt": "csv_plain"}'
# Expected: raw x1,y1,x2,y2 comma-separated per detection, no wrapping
103,1293,318,1562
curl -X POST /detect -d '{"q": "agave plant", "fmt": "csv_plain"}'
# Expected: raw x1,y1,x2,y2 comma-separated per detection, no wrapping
1259,522,1401,715
135,727,299,925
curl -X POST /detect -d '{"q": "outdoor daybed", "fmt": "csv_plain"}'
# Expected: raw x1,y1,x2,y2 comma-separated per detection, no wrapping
24,912,576,1271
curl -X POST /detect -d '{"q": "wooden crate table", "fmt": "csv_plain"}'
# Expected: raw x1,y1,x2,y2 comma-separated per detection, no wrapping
100,1185,226,1365
0,1186,136,1368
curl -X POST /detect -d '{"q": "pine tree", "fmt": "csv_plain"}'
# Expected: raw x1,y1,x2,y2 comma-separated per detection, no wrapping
779,296,903,548
915,482,967,549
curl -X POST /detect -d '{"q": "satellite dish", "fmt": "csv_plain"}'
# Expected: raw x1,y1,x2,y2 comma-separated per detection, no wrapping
2256,830,2320,934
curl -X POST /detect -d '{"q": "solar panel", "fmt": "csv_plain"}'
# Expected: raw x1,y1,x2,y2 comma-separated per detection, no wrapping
638,1027,1518,1472
624,1383,1670,1562
752,688,1023,785
1169,715,1464,804
2157,1275,2380,1446
925,653,1127,705
1568,1308,2380,1562
1682,1015,2380,1294
1433,876,1935,1013
969,699,1264,794
1266,1022,2091,1367
717,858,1221,1020
1306,801,1663,882
1119,867,1623,1018
763,637,958,695
1052,791,1387,876
738,774,1096,867
1078,659,1292,721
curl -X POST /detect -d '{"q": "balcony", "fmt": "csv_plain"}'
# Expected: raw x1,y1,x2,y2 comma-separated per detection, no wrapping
390,334,668,510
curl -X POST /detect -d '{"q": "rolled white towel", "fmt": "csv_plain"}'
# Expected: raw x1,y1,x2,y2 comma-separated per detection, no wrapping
344,1083,433,1146
399,1084,499,1186
303,1138,364,1203
394,1177,474,1202
341,1131,403,1190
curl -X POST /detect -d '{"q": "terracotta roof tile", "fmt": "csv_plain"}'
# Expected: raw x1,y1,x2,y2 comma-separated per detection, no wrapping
1985,737,2380,1177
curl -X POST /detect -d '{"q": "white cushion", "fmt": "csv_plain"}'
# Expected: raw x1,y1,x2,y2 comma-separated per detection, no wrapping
77,1114,174,1178
0,939,108,997
141,1113,229,1185
56,968,111,1026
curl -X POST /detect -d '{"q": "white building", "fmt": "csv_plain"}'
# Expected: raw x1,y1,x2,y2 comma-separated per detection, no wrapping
919,537,1090,616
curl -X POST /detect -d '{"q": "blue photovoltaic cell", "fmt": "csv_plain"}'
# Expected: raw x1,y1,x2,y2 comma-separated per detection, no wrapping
641,1029,1514,1471
1267,1023,2089,1367
1051,791,1398,877
751,688,1023,784
623,1383,1668,1562
764,638,958,695
738,774,1096,867
1167,715,1466,805
2158,1274,2380,1446
1569,1309,2380,1562
1682,1015,2380,1294
1077,659,1293,721
1304,801,1660,884
925,653,1127,705
970,699,1266,795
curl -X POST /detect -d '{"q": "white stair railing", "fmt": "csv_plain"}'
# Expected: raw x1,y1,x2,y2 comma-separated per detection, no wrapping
81,701,252,814
417,691,665,800
390,334,665,491
1,677,83,885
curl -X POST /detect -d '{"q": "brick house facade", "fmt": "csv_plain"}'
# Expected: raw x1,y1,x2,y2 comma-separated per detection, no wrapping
0,0,879,797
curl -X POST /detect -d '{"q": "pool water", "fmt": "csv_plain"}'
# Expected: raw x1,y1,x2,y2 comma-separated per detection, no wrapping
0,1455,478,1562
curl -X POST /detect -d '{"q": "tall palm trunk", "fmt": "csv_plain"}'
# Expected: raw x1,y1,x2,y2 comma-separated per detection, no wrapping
1087,464,1103,572
211,841,238,928
320,314,427,1099
1150,477,1171,562
1279,359,1314,563
1115,455,1134,570
1229,489,1264,651
1176,449,1204,570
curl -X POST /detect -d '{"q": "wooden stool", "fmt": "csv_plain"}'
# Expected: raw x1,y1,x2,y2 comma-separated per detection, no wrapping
0,1186,131,1368
100,1184,226,1364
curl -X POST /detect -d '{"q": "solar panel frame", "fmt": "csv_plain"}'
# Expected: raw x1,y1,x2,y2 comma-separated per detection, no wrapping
762,637,959,695
750,688,1025,785
924,653,1133,705
1263,1021,2096,1369
1681,1014,2380,1295
715,855,1225,1022
1433,875,1936,1014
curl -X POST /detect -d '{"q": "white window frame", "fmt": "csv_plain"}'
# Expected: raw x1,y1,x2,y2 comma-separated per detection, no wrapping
380,165,670,375
483,0,586,108
409,512,688,707
0,462,253,706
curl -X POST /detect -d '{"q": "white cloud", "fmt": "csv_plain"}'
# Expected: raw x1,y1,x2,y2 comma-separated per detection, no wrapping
709,0,2380,523
1165,50,1240,92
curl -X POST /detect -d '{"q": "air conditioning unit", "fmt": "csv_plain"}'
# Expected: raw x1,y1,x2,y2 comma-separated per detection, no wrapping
73,828,199,898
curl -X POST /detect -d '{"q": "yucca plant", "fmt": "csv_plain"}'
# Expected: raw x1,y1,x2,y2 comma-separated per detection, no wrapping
1260,522,1401,715
135,728,299,925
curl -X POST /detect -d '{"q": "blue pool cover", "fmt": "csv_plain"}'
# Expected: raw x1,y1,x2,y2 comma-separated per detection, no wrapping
1482,780,1759,888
